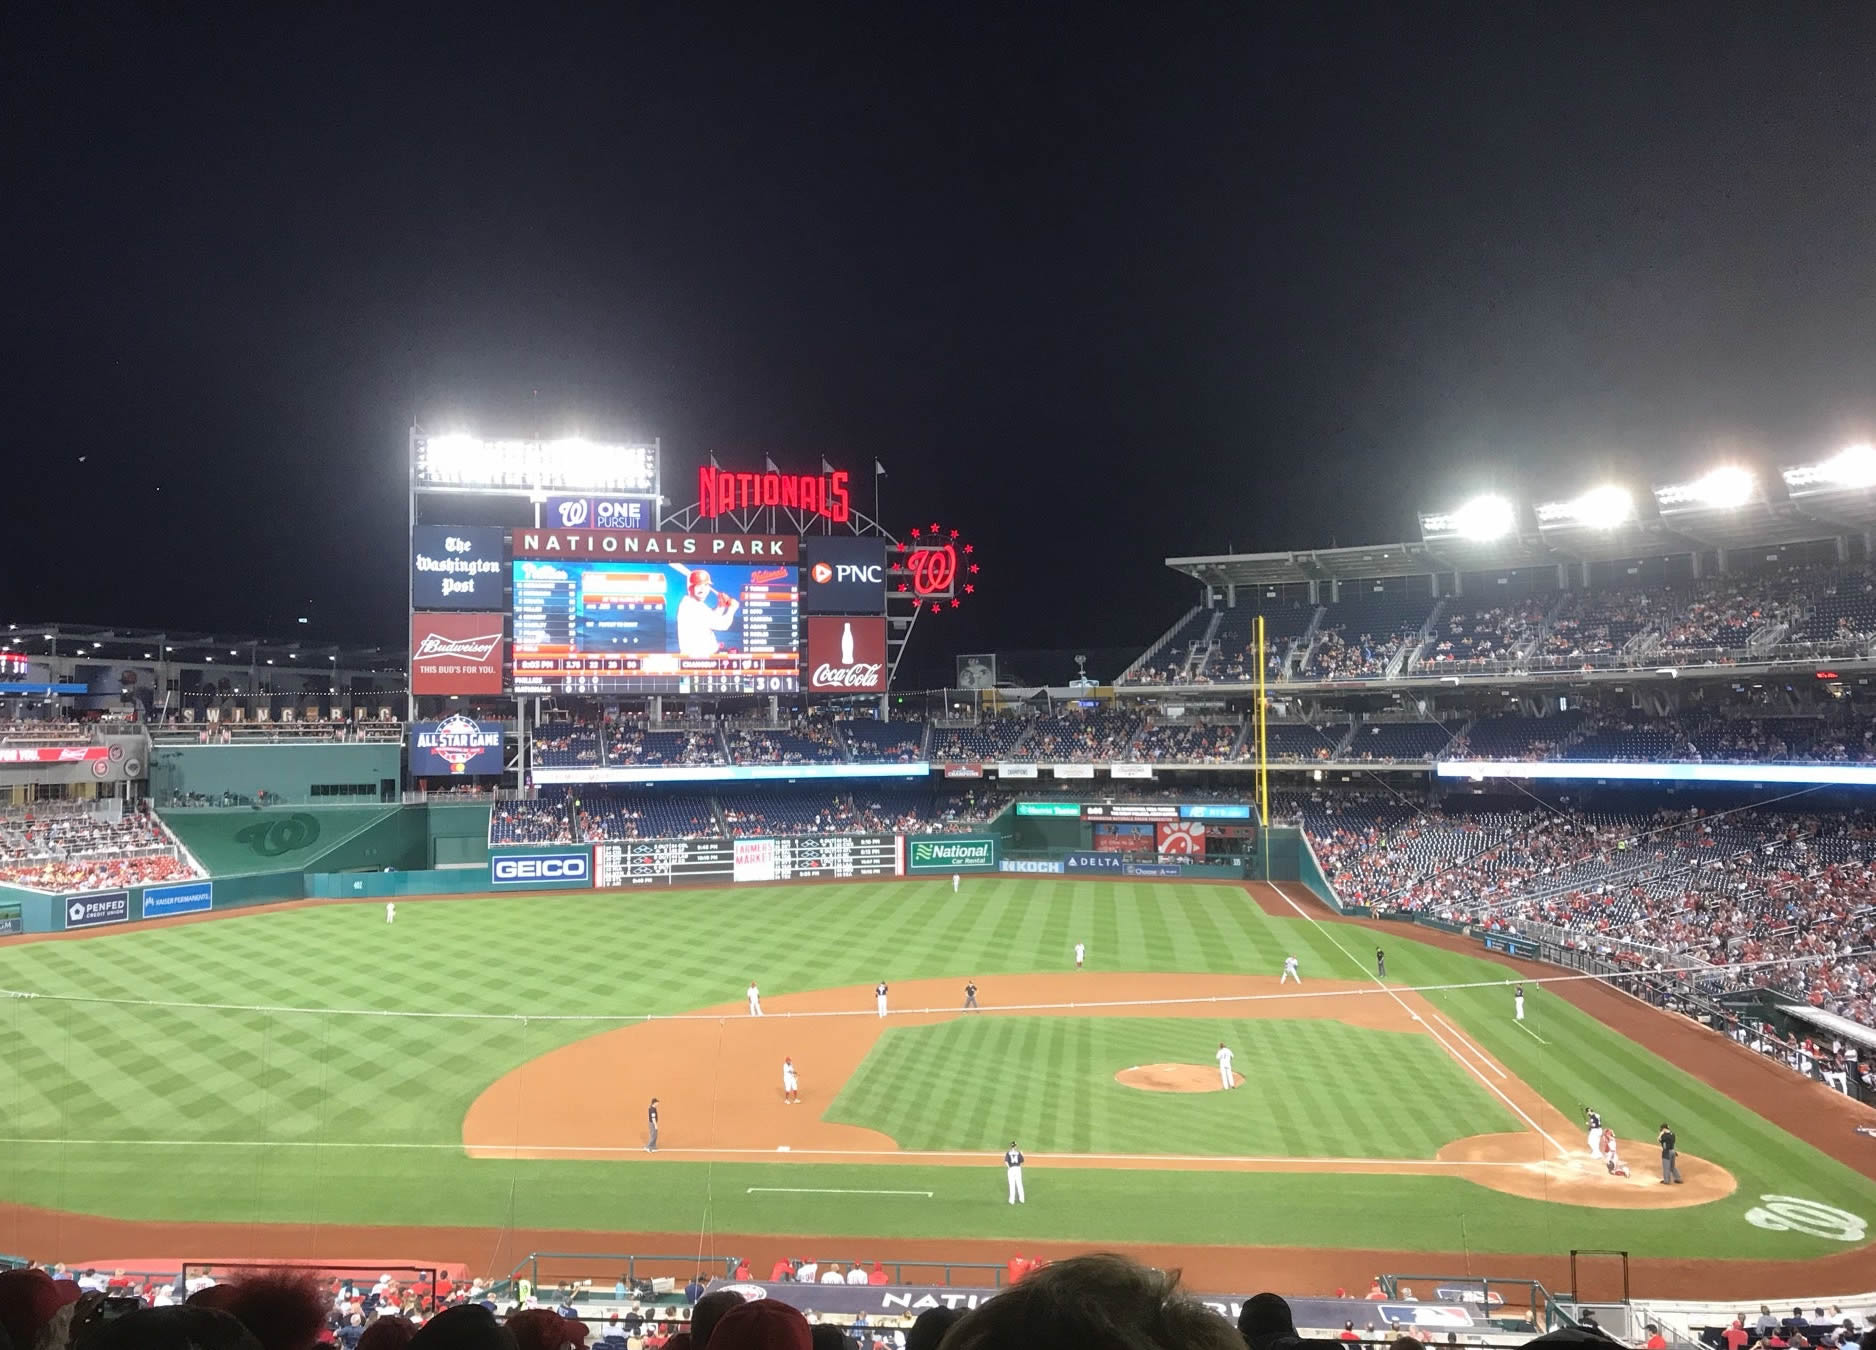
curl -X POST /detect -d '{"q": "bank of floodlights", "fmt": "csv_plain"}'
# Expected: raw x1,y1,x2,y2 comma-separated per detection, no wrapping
1536,483,1634,531
1783,443,1876,494
1653,465,1756,512
1420,493,1516,542
412,431,659,495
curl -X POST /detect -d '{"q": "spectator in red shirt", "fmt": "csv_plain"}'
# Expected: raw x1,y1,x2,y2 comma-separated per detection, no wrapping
1646,1326,1668,1350
1725,1321,1753,1350
867,1264,887,1286
1340,1322,1362,1342
769,1259,791,1283
1366,1280,1388,1301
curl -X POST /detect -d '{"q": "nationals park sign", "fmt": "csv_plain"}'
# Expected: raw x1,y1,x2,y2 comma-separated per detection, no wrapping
908,836,997,872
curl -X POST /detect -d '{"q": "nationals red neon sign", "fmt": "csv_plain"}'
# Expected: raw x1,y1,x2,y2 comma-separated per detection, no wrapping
892,522,980,613
698,466,851,523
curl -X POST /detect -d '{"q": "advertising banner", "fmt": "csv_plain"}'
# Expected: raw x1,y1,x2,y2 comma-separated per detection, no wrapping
996,763,1038,779
0,746,110,764
410,715,505,775
1063,851,1125,873
1082,803,1179,820
1157,821,1207,855
908,836,997,872
0,904,21,937
734,838,778,882
1109,763,1154,779
411,526,507,610
1092,828,1154,853
594,838,735,887
999,858,1064,874
1182,804,1253,819
1050,764,1095,779
489,850,591,888
64,892,130,930
411,613,506,695
942,763,984,779
1123,863,1181,877
1014,800,1080,817
142,880,213,919
801,537,887,614
513,529,797,562
804,616,888,693
542,495,655,531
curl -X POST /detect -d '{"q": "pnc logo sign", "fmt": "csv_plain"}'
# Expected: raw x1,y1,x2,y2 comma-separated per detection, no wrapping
810,561,884,585
491,852,591,886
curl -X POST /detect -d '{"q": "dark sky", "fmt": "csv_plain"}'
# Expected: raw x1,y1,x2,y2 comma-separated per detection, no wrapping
6,3,1876,676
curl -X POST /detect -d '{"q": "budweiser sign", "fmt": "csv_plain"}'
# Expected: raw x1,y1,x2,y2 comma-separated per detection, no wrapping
411,612,506,695
804,616,888,693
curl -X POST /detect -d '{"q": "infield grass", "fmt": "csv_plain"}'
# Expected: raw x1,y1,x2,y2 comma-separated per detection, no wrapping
0,879,1872,1261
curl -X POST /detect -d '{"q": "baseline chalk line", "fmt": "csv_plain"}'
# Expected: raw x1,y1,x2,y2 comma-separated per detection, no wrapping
747,1187,933,1197
1513,1020,1551,1045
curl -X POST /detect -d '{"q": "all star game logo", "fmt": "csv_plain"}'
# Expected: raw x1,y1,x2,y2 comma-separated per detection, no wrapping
413,713,503,775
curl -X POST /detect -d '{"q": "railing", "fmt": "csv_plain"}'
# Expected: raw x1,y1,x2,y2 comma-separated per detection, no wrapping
495,1251,1014,1300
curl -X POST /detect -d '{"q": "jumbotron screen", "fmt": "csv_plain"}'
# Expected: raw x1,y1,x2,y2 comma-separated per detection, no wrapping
511,559,800,694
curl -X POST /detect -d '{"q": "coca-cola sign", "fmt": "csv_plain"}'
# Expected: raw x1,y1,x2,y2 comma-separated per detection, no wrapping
411,612,506,694
804,616,888,693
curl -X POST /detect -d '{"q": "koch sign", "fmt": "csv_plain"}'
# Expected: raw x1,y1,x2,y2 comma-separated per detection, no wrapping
543,495,654,531
801,537,887,614
65,892,130,930
142,880,213,919
410,526,507,610
489,850,591,887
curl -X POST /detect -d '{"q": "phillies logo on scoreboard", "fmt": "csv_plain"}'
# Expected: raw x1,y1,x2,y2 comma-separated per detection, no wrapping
805,616,888,692
699,465,851,523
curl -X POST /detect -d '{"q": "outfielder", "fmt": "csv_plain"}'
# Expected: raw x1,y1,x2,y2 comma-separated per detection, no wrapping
1514,984,1525,1021
952,873,960,893
782,1057,799,1105
875,980,889,1018
747,982,763,1016
1004,1141,1026,1203
1074,942,1085,969
1281,955,1300,985
1215,1041,1236,1089
1584,1107,1604,1159
385,902,396,924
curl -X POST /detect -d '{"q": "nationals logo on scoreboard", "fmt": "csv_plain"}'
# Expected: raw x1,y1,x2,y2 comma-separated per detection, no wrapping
804,616,888,692
1156,821,1207,856
410,613,506,694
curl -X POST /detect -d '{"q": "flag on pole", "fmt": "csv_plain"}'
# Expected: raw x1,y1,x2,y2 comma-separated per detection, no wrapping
821,457,834,474
874,460,887,476
764,455,779,472
710,452,720,469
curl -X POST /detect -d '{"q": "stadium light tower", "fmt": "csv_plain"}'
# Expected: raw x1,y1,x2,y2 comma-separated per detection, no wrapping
1674,465,1756,508
1450,494,1516,540
1537,483,1634,530
1814,443,1876,488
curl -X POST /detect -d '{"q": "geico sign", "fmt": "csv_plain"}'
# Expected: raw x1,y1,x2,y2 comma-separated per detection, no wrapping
810,562,884,585
810,662,885,689
491,854,590,884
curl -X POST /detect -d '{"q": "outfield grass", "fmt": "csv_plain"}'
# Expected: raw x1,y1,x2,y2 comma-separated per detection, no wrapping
829,1017,1517,1156
0,879,1872,1260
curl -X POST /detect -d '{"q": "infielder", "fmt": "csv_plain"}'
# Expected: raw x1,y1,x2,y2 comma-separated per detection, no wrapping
1004,1141,1026,1204
1215,1041,1236,1089
646,1097,660,1152
964,980,979,1011
1375,947,1386,978
747,982,763,1016
385,902,396,924
1584,1107,1603,1159
952,873,960,894
1281,955,1300,985
1514,984,1525,1021
782,1057,799,1105
1074,942,1085,969
875,980,889,1018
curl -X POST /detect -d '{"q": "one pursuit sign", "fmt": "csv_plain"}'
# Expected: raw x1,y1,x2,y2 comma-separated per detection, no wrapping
909,837,997,872
490,850,591,888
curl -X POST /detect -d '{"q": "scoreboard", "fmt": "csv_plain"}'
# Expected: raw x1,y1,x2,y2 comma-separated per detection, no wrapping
594,838,737,887
595,835,902,885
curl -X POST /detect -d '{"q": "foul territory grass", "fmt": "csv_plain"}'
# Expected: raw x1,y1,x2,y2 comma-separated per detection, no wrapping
0,879,1873,1261
829,1017,1517,1156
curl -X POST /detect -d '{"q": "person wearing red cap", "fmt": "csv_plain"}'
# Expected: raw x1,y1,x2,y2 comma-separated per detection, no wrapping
708,1298,811,1350
0,1267,82,1350
866,1265,885,1287
509,1307,589,1350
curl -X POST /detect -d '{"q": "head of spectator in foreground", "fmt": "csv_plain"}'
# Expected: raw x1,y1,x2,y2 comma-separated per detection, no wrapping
507,1309,589,1350
706,1299,811,1350
85,1306,265,1350
0,1267,80,1350
358,1318,420,1350
691,1288,748,1348
216,1269,330,1350
940,1254,1242,1350
1239,1292,1302,1350
808,1328,852,1350
905,1306,965,1350
409,1304,518,1350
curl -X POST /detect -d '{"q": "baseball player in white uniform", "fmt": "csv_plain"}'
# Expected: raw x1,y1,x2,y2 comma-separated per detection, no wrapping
1281,955,1299,985
1514,984,1525,1021
747,982,763,1016
385,902,396,924
875,981,889,1017
782,1057,799,1104
1004,1141,1026,1203
1074,942,1085,969
1215,1041,1236,1089
1584,1107,1604,1159
952,873,960,893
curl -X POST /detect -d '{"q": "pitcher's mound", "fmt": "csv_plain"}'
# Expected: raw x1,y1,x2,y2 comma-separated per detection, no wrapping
1116,1063,1244,1093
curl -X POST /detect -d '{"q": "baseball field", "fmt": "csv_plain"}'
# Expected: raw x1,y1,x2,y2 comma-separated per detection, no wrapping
1,877,1873,1295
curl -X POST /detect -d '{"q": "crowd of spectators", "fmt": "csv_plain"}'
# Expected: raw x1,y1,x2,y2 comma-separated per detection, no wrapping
724,715,844,766
1416,601,1545,669
1129,720,1242,763
1018,711,1139,762
488,798,575,845
837,718,926,763
0,801,198,891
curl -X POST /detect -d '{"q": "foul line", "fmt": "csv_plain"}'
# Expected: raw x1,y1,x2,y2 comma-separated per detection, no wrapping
747,1187,932,1197
0,1136,1552,1168
1428,1011,1508,1080
1270,883,1568,1157
1513,1019,1551,1045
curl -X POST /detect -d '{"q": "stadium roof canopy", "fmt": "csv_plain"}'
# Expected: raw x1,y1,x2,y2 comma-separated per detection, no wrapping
2,622,404,674
1170,466,1876,588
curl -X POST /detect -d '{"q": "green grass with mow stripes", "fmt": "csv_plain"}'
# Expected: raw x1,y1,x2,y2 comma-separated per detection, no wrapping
0,878,1872,1261
829,1017,1516,1156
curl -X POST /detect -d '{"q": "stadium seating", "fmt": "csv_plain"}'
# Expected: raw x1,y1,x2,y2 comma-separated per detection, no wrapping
838,717,927,762
1340,720,1458,761
1305,591,1434,678
1120,608,1215,684
570,789,722,840
1245,722,1346,761
930,719,1031,762
1415,599,1547,670
1129,720,1242,763
1204,603,1315,681
1444,710,1586,760
0,801,198,892
1016,710,1140,761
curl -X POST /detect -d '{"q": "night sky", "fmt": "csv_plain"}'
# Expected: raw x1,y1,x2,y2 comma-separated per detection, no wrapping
7,4,1875,680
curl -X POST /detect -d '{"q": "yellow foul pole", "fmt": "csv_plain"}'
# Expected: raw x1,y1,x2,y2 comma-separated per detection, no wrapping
1255,614,1270,836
